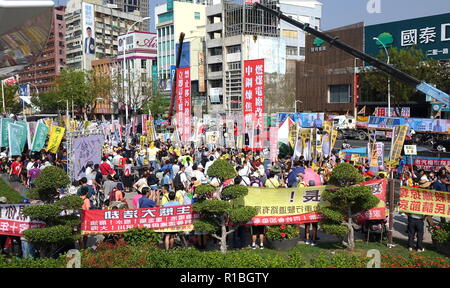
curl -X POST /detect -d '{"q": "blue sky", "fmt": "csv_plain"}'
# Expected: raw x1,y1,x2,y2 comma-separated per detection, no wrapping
321,0,450,30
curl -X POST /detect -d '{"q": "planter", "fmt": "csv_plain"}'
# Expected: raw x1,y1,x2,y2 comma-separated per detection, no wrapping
432,239,450,257
267,237,299,251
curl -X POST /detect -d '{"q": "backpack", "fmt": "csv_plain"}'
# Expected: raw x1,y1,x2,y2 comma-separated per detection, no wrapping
173,172,184,188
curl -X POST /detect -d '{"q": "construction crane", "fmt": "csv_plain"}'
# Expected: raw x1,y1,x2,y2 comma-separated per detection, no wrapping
254,3,450,106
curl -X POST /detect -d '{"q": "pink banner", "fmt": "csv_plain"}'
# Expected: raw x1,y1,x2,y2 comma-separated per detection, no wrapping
176,67,191,143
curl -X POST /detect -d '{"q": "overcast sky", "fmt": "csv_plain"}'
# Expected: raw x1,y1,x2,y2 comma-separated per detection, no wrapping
320,0,450,30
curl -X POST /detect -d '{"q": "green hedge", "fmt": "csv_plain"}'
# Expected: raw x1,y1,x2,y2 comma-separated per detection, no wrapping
0,255,65,268
0,178,23,204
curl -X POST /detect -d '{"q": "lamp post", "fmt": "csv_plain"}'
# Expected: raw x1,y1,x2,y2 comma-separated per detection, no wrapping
122,17,151,127
294,100,303,114
58,99,69,130
373,37,391,117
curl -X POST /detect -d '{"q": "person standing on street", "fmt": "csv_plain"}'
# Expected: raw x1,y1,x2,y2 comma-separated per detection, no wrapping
407,213,425,252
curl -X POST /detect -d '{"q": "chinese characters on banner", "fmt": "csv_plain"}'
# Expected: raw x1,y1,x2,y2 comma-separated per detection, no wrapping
175,67,191,143
243,59,264,151
399,187,450,218
81,205,198,235
73,135,104,181
0,204,46,237
46,125,65,154
390,125,408,163
269,126,279,163
355,179,387,223
413,157,450,172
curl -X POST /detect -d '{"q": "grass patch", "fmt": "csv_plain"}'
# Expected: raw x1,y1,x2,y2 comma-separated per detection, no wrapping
0,178,23,203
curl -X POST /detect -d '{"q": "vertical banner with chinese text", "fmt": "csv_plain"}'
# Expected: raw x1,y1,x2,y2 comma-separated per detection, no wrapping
175,67,191,143
243,59,264,151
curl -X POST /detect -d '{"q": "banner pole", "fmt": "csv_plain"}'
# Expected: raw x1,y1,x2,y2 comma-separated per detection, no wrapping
1,80,5,115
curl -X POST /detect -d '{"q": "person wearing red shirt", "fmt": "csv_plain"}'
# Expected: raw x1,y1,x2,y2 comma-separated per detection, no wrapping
99,157,115,180
10,156,22,182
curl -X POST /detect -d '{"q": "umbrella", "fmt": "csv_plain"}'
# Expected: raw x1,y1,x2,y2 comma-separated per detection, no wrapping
303,168,322,186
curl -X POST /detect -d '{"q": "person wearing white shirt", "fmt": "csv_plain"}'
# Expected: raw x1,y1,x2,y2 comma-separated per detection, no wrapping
112,153,122,167
204,156,215,176
192,164,207,184
184,161,193,180
172,162,180,176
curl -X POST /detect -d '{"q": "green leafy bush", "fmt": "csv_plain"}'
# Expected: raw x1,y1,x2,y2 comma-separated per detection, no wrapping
193,200,231,214
428,222,450,244
33,166,70,202
23,205,63,221
193,218,218,233
206,159,237,180
266,225,299,240
0,178,23,203
229,206,257,224
328,162,364,187
310,252,368,268
194,184,216,199
222,185,248,200
0,254,65,268
55,195,83,211
123,228,162,246
23,225,73,244
320,223,348,237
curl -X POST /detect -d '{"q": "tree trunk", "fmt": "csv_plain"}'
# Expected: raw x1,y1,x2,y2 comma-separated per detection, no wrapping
347,208,355,250
220,222,227,254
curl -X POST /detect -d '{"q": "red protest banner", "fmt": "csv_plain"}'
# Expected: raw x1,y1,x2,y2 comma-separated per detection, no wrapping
175,67,191,143
399,187,450,218
243,59,264,151
356,179,388,222
248,212,324,226
81,205,198,235
0,204,45,237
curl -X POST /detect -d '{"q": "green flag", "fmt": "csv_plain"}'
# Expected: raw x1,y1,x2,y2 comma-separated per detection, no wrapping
15,121,28,151
0,118,14,147
8,123,23,157
31,121,49,152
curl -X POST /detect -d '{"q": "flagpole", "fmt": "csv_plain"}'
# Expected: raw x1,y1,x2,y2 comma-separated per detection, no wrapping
1,80,5,115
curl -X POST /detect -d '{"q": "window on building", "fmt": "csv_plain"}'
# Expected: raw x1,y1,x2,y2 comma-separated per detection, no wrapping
170,25,174,35
158,29,161,37
195,12,201,20
56,14,63,20
329,84,351,103
282,29,298,39
141,59,147,69
141,73,147,82
299,47,305,56
227,45,240,54
286,46,298,56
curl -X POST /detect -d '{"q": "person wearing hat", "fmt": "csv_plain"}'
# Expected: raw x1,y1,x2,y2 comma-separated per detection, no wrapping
192,163,207,184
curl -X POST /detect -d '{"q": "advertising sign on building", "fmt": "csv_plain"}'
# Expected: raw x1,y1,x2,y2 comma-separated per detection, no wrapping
243,59,265,151
365,13,450,61
82,2,95,68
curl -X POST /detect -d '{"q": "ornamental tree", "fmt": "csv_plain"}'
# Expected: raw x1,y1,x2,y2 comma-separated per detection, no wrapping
319,163,380,250
23,195,83,257
27,166,70,203
193,160,257,254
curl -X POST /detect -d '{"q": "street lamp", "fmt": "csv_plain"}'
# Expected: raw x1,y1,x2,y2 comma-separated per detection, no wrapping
373,37,391,117
57,99,69,130
294,100,303,114
122,16,151,127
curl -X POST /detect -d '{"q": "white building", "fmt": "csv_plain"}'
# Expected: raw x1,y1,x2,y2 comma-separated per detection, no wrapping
65,0,143,69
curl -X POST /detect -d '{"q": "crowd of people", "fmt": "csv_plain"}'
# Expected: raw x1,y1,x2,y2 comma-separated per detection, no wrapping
1,134,449,255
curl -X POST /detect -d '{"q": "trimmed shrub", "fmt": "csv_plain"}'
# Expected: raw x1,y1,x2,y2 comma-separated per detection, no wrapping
194,184,216,199
23,205,63,222
23,225,73,244
206,159,237,180
193,200,231,214
33,166,70,202
221,185,248,200
55,195,83,211
123,228,162,246
229,206,257,224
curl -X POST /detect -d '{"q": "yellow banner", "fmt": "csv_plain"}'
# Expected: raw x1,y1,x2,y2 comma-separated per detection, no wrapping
44,119,53,135
390,125,408,163
46,125,65,154
146,120,155,142
399,187,450,218
288,123,298,148
139,135,147,147
240,186,329,217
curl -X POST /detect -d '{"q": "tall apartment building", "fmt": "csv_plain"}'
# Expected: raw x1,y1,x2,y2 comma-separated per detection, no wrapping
205,0,322,115
65,0,143,70
280,0,322,61
18,6,67,94
155,0,206,95
104,0,150,31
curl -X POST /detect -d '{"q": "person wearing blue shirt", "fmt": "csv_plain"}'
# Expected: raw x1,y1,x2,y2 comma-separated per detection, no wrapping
139,187,160,208
287,161,305,187
163,192,180,250
432,175,447,192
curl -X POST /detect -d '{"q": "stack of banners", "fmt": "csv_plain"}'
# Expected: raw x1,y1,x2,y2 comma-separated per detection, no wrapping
175,67,191,143
0,118,14,147
355,179,387,222
368,116,450,134
0,204,46,237
389,125,408,164
8,123,25,157
72,135,104,180
46,126,65,154
31,121,49,152
269,125,279,163
399,187,450,218
81,205,198,235
240,186,328,225
243,59,265,151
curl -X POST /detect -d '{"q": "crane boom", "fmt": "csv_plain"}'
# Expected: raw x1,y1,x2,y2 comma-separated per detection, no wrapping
254,3,450,106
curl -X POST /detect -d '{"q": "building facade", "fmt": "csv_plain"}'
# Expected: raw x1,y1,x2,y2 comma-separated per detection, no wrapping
18,6,67,94
65,0,143,70
296,23,364,114
104,0,150,32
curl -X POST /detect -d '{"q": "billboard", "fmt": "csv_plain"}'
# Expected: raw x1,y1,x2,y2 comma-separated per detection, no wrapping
118,32,157,55
176,41,190,68
278,113,324,128
365,13,450,61
246,36,286,74
368,116,450,133
82,2,95,68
